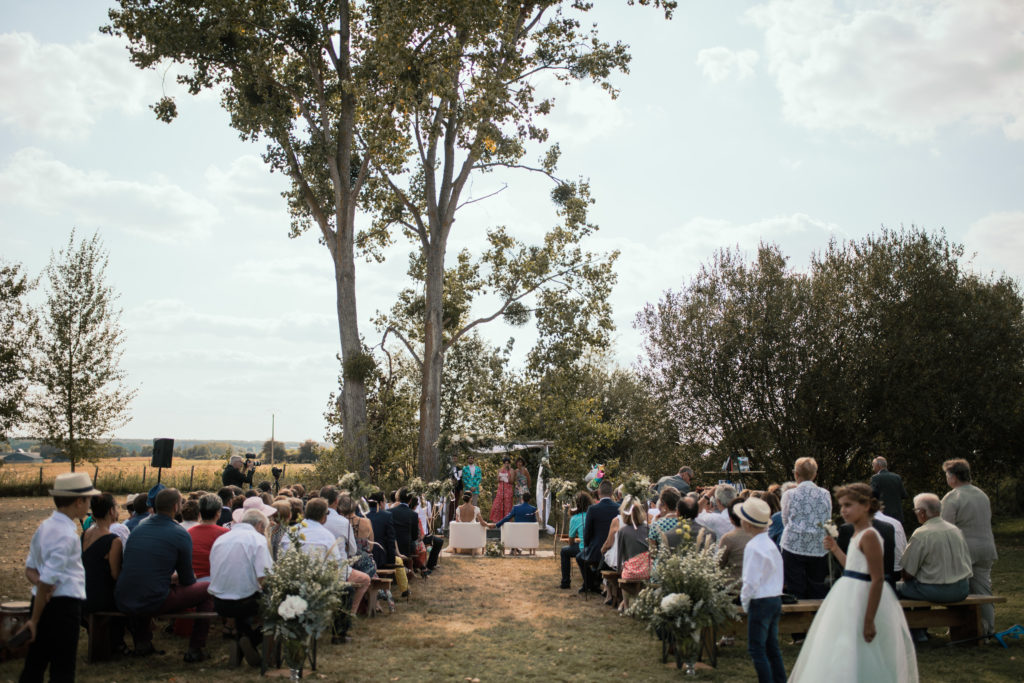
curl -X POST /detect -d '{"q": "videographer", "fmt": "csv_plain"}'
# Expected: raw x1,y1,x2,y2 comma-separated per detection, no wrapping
222,454,256,488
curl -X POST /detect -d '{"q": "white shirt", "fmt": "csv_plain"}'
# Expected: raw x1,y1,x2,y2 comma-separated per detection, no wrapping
25,510,86,599
111,522,130,546
874,510,907,572
417,499,432,535
741,531,784,613
323,508,356,559
697,508,734,541
208,523,273,600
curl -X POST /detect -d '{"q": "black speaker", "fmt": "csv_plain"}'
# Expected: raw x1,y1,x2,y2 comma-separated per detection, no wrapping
151,438,174,468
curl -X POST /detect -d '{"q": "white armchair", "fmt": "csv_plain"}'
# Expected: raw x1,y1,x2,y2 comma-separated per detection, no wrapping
448,522,487,552
500,522,540,554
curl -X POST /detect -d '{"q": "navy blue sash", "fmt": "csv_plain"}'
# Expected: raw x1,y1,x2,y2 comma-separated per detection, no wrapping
843,569,871,582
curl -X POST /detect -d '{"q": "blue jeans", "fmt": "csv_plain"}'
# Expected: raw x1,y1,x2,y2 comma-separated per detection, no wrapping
747,596,786,683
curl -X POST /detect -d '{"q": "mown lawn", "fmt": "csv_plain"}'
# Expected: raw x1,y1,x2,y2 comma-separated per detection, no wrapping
0,498,1020,682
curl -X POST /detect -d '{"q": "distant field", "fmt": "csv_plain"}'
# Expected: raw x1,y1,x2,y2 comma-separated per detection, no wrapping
0,456,316,495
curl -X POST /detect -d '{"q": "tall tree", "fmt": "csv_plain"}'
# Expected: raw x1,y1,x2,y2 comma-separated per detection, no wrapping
30,231,137,471
361,1,673,478
0,260,35,443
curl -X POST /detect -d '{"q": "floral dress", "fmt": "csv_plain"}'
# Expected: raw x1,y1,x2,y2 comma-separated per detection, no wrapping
649,516,690,556
514,469,530,502
489,470,514,522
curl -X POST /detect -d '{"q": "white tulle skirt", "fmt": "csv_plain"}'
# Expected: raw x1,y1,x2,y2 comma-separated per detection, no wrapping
789,576,918,682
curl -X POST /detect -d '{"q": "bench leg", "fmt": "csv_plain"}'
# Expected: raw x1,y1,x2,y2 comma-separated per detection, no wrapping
949,605,983,644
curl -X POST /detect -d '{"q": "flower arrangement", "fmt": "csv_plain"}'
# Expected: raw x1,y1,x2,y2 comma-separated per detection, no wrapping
484,540,505,557
337,471,375,500
424,478,454,502
546,477,577,506
621,472,654,501
405,476,427,498
262,526,352,674
817,519,839,538
627,541,739,664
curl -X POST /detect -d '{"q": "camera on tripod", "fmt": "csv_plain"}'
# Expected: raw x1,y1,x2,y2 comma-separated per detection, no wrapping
271,466,283,480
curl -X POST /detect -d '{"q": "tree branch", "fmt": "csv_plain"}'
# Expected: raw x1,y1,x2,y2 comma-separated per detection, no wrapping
382,325,423,367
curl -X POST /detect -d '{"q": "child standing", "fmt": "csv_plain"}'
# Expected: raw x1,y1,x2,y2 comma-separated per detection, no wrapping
789,483,917,682
739,497,787,683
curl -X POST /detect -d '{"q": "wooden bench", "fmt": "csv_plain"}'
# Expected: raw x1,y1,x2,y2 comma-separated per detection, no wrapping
730,594,1006,644
86,610,220,663
601,571,621,607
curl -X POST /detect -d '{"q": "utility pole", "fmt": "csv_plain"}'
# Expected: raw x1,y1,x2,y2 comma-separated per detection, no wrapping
271,413,275,466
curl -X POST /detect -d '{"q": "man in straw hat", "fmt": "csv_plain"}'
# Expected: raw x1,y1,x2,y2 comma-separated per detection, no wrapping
739,496,787,683
18,471,100,682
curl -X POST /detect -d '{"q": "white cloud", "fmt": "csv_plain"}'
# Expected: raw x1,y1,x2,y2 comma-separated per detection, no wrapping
0,32,158,140
0,148,219,243
964,211,1024,280
747,0,1024,142
127,298,336,339
541,79,630,146
696,47,760,83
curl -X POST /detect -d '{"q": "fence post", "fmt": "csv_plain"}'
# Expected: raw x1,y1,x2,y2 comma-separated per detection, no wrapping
142,466,146,485
94,466,99,484
189,465,195,491
39,467,43,486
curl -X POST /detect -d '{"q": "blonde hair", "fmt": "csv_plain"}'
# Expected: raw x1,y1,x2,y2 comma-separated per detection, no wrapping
620,496,646,528
794,457,818,480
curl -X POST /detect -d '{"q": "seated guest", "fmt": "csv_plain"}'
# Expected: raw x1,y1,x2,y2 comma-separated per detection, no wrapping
367,492,409,597
677,494,704,537
19,472,100,682
123,493,149,532
649,486,683,554
269,501,292,560
179,498,200,530
616,498,650,610
216,487,235,526
340,494,378,578
320,486,356,559
299,498,371,624
410,496,445,570
696,484,737,542
875,506,907,576
209,508,274,667
768,483,795,547
718,498,753,582
81,493,127,654
576,480,620,594
115,488,213,662
391,488,421,563
898,493,973,642
189,493,228,581
288,497,304,524
560,492,592,589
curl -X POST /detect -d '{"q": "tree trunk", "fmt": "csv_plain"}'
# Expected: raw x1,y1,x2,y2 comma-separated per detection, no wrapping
418,244,446,480
335,249,370,475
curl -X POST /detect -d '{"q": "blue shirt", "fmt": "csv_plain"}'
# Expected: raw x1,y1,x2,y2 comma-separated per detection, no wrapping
567,512,585,552
495,503,537,527
124,512,148,532
115,514,196,614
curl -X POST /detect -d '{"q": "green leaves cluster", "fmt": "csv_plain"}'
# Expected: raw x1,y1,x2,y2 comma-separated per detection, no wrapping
0,260,36,443
637,227,1024,495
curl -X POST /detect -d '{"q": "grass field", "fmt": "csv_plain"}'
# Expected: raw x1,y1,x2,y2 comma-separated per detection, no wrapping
0,457,316,496
0,497,1020,682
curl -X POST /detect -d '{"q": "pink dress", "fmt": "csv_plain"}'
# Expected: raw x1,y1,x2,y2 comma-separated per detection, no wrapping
489,470,514,522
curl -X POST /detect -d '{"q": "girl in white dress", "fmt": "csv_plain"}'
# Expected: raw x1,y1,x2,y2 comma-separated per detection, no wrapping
789,483,918,682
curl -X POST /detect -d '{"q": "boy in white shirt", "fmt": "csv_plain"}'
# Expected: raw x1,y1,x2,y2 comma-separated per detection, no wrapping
739,497,787,683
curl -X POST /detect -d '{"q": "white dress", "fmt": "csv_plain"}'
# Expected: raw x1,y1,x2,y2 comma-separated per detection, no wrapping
789,527,918,682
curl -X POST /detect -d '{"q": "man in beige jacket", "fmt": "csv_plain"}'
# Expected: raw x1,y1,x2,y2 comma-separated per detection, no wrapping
941,458,998,636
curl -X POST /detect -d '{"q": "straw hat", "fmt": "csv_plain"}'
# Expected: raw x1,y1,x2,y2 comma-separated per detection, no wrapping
49,472,101,497
232,496,278,524
738,497,772,527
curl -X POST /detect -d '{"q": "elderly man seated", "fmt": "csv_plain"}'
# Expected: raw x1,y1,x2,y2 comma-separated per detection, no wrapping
208,504,275,667
898,493,973,642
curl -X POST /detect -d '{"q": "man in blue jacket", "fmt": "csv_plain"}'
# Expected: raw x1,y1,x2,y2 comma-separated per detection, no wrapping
495,491,538,526
576,480,619,594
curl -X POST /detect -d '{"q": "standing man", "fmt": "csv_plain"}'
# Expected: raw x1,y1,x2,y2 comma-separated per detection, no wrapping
941,459,997,636
656,466,694,495
222,454,255,488
870,456,909,524
19,472,100,683
462,454,482,506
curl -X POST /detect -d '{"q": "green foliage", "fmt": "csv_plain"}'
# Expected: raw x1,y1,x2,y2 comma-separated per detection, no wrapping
637,227,1024,493
0,260,35,442
29,231,137,472
262,439,288,462
342,352,376,384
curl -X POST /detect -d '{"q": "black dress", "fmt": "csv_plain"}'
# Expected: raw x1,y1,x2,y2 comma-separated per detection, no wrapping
82,533,118,614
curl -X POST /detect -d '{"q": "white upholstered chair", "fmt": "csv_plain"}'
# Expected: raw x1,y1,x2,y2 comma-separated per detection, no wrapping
500,522,540,554
448,522,487,552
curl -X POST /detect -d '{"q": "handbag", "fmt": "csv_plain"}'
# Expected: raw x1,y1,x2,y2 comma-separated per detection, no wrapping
621,550,651,580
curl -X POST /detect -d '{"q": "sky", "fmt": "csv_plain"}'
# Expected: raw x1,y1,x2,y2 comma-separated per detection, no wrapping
2,1,1022,443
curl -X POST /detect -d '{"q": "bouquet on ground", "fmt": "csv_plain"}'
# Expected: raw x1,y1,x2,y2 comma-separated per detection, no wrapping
627,541,739,661
262,526,352,671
